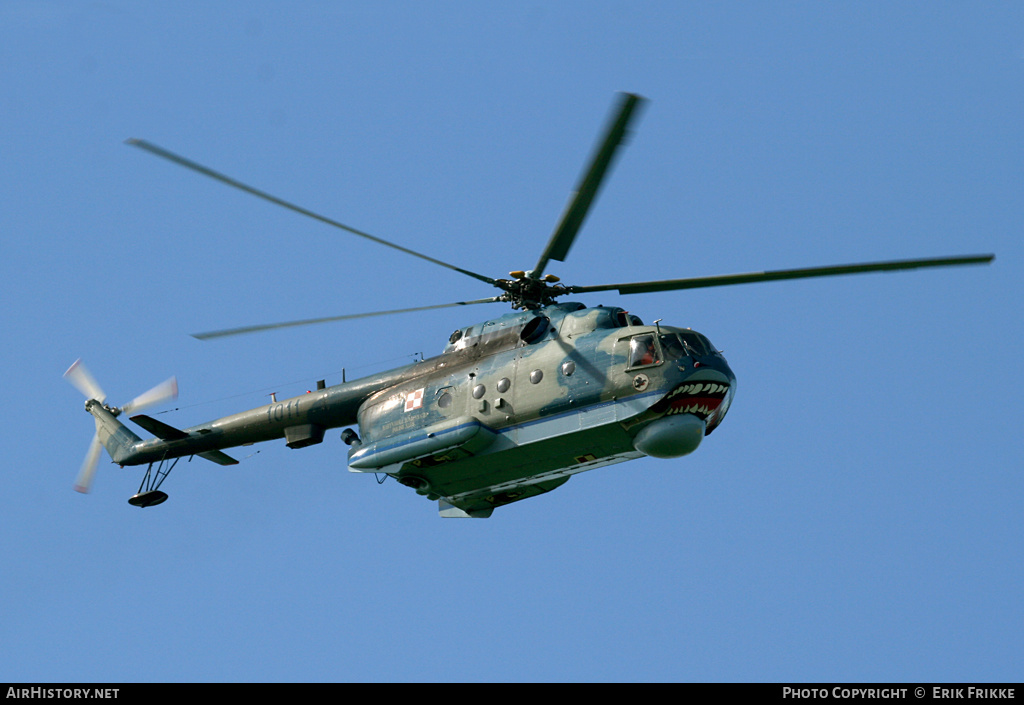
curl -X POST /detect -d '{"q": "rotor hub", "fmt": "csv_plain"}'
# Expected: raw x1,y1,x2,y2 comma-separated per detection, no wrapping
84,398,122,417
494,275,569,310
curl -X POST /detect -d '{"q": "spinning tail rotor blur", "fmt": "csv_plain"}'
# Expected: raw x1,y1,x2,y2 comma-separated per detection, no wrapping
64,360,178,493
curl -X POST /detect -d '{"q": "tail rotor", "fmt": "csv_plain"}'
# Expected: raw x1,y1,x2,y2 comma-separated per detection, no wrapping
64,359,106,405
119,376,179,416
74,434,104,494
64,359,178,494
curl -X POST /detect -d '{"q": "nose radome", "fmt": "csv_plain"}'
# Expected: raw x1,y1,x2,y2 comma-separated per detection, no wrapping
632,414,705,458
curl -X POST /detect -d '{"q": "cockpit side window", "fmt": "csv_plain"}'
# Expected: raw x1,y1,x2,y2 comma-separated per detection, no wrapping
628,334,661,368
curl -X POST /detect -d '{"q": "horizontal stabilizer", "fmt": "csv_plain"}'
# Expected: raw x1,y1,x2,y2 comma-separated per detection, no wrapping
131,414,189,440
197,450,239,466
131,415,238,465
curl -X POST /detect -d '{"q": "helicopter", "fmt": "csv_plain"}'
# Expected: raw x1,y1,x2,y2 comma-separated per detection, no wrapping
66,93,993,517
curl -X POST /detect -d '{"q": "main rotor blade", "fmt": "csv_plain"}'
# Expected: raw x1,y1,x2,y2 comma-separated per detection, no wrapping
120,377,179,416
64,359,106,402
533,93,646,278
193,297,503,340
126,139,496,286
567,254,995,296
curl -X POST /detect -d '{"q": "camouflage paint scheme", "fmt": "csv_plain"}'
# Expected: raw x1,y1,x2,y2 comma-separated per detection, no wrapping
83,301,735,517
99,94,989,515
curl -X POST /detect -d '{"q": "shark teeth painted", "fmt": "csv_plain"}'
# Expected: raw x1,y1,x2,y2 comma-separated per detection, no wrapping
652,381,730,421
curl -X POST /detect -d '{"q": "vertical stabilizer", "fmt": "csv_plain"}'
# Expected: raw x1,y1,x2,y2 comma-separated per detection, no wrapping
86,400,142,465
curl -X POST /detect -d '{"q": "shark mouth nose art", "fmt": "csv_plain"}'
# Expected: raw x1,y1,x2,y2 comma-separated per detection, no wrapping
652,381,731,421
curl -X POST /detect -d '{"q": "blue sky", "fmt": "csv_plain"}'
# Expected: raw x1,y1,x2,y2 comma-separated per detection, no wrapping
2,2,1020,683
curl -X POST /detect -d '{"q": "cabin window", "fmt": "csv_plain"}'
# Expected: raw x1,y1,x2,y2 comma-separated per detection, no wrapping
496,377,511,393
437,392,453,409
561,360,576,376
529,369,543,384
472,384,486,399
628,334,661,368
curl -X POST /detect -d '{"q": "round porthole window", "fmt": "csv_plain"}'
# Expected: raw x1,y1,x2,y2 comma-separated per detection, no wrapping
437,392,452,408
530,369,543,384
561,360,576,376
497,377,511,393
472,384,486,399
